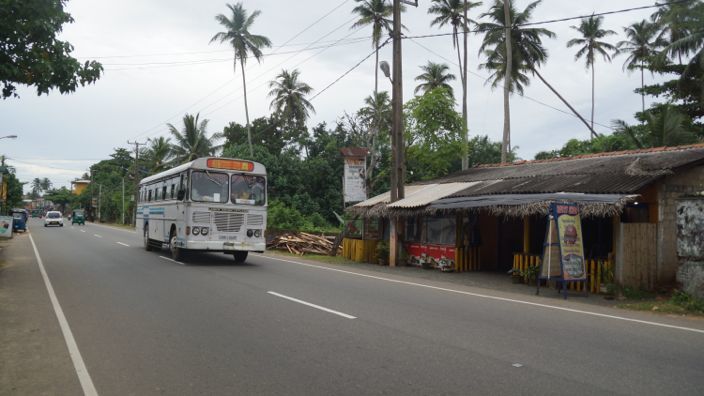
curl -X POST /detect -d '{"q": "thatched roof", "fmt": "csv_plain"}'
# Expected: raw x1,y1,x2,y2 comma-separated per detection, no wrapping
349,144,704,218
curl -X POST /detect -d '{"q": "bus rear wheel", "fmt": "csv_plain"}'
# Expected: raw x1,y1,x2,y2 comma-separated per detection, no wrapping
144,226,154,251
232,251,248,264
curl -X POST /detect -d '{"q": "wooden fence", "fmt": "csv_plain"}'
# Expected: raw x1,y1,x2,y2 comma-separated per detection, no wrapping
513,253,614,294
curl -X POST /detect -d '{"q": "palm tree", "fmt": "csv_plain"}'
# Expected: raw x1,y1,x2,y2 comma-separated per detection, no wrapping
268,69,315,128
643,105,697,147
660,2,704,95
428,0,482,169
567,15,617,132
351,0,394,96
651,0,698,64
31,178,42,197
40,177,52,192
210,2,271,157
358,91,392,192
168,113,223,164
478,0,554,161
616,20,664,114
414,61,456,97
145,136,173,174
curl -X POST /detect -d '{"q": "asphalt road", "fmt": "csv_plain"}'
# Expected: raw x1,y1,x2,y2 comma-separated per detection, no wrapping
15,218,704,395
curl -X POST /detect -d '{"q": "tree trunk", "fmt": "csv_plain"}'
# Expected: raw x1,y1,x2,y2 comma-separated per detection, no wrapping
462,4,469,170
640,61,645,116
240,57,254,157
591,62,595,135
501,0,512,164
532,68,598,139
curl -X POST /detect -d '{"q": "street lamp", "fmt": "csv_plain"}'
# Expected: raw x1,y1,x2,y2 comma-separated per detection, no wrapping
0,135,18,140
379,61,392,83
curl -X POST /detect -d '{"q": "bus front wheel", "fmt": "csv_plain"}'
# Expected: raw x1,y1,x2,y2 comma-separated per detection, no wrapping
232,251,248,264
170,232,182,261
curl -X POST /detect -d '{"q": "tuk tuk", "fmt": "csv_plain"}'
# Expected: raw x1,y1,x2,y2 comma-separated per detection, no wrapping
11,209,28,232
72,209,86,225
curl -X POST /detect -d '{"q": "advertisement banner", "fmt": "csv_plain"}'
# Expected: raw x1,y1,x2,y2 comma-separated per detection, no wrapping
554,203,586,281
0,216,13,239
343,158,366,203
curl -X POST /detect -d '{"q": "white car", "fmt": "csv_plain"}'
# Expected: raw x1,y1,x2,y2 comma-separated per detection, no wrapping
44,211,64,227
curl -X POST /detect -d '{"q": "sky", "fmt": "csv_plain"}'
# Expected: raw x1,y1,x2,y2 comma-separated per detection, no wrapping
1,0,668,192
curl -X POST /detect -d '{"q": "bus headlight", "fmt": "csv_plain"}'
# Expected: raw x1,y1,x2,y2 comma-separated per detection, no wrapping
247,229,253,237
192,226,201,235
254,229,261,238
200,227,209,236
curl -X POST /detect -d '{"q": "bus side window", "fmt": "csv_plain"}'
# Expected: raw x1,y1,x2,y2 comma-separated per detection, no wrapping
171,184,175,199
148,189,152,202
162,185,167,201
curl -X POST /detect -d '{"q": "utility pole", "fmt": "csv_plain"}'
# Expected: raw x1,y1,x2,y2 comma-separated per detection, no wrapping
122,177,125,224
389,0,414,267
127,140,146,226
98,184,102,222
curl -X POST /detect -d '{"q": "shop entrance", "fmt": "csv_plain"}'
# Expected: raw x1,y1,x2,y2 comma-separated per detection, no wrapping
498,216,523,272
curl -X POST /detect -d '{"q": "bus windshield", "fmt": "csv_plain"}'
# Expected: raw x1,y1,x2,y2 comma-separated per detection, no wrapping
191,171,229,203
231,175,266,206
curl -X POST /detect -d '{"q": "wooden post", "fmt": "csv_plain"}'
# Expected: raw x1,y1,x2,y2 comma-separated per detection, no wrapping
523,215,530,254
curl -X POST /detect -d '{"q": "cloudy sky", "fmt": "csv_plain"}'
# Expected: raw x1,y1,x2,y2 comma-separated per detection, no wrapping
1,0,666,192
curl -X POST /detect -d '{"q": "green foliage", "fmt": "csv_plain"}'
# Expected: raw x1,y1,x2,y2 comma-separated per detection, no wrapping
405,88,463,182
2,172,24,212
0,0,103,98
467,135,515,166
670,290,704,314
85,148,135,223
43,186,74,212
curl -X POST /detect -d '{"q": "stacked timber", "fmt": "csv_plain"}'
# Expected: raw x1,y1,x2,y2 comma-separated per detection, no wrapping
267,232,341,256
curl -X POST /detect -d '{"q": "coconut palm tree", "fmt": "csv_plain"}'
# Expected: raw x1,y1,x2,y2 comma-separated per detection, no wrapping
40,177,52,192
478,0,554,161
351,0,394,96
414,61,456,97
145,136,173,174
31,178,42,197
616,20,664,114
358,91,392,192
567,15,617,132
660,2,704,95
268,69,315,128
210,2,271,157
643,105,697,147
168,113,223,164
651,0,698,64
428,0,482,169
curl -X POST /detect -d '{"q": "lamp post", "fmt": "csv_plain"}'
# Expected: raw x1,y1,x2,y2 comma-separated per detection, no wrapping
0,135,18,140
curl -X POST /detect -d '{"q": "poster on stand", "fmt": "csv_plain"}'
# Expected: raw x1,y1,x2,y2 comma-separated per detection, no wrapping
554,203,586,281
343,157,366,203
0,216,13,239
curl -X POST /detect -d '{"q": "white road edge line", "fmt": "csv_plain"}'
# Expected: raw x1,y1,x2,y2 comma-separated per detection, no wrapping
159,256,185,266
80,230,86,233
116,242,130,247
29,233,99,396
255,254,704,335
267,291,356,319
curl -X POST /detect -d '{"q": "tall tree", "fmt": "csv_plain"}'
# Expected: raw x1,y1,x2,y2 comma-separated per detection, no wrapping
144,136,173,174
210,2,271,157
478,0,554,160
616,20,664,114
351,0,394,96
268,69,315,125
40,177,52,192
168,113,223,164
31,178,42,197
428,0,482,169
660,1,704,101
0,0,102,98
357,91,392,192
414,61,456,98
567,15,617,132
651,0,698,64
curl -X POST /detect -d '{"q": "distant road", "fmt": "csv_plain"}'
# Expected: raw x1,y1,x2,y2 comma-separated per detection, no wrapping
23,219,704,395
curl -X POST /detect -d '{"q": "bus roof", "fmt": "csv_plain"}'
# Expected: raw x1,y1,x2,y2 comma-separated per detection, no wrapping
139,157,266,185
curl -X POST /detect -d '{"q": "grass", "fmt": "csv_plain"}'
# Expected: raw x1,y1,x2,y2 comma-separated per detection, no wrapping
617,290,704,317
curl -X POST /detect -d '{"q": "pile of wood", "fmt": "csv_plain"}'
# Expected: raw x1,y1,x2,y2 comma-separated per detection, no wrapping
267,232,341,256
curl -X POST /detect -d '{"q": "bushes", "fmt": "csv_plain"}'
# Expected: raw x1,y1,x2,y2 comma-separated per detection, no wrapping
267,199,337,233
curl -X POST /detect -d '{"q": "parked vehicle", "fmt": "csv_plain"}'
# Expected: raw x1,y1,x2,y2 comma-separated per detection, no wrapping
44,211,64,227
10,209,29,232
72,209,86,225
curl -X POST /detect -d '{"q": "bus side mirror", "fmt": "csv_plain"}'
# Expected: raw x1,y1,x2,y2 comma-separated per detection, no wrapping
177,189,186,200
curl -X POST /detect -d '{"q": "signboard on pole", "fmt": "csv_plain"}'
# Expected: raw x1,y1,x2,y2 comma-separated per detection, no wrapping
340,148,369,204
0,216,13,239
538,202,587,297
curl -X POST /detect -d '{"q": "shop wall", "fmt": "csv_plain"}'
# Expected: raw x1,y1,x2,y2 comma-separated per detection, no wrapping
656,165,704,286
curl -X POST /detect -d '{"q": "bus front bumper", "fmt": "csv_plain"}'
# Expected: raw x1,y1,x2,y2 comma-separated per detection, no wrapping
181,239,266,252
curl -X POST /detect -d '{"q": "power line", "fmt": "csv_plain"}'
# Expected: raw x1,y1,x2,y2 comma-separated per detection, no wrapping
407,37,616,131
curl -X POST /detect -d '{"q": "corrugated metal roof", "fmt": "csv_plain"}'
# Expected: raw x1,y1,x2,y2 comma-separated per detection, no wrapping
387,182,480,209
352,184,429,208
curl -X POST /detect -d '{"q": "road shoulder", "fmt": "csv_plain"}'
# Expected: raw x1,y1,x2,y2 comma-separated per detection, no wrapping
0,233,82,395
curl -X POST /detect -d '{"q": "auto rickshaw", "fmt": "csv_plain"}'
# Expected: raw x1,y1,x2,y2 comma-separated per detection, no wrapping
10,209,28,232
71,209,86,225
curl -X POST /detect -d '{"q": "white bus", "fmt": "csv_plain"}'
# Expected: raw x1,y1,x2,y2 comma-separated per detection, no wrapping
136,157,266,262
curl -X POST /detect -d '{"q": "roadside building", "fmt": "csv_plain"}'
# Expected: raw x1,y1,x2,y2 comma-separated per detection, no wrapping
343,144,704,291
71,179,90,195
